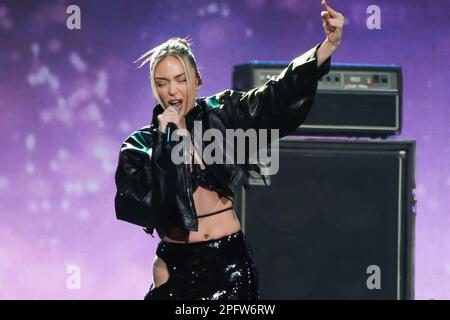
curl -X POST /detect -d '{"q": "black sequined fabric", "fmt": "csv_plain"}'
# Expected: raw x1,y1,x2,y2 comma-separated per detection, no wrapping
144,231,259,300
191,163,217,193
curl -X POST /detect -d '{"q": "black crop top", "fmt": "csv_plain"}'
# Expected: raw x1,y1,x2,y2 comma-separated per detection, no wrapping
190,161,235,219
190,162,218,193
189,150,235,219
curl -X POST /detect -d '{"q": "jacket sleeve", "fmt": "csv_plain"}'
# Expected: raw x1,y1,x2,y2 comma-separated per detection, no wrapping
114,125,176,232
215,42,331,138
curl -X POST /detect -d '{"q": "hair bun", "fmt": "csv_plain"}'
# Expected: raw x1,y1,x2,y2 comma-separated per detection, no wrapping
134,36,197,70
167,37,192,50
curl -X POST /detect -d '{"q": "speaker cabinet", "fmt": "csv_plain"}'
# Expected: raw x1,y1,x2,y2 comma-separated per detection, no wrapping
235,137,415,299
233,63,402,138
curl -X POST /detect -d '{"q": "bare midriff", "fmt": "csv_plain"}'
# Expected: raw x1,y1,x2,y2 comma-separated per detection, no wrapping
161,186,241,243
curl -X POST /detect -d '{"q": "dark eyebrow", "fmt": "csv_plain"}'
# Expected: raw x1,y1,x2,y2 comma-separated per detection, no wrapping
154,73,186,81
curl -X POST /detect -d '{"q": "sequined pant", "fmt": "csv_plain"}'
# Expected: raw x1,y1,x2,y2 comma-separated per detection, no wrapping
144,230,259,300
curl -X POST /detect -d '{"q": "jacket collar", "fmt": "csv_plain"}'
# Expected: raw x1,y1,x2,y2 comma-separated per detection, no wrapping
185,99,203,121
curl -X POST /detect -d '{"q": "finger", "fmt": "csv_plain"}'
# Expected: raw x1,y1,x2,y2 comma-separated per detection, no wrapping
167,115,178,123
171,114,183,124
324,25,336,33
321,12,329,24
164,105,177,112
328,18,343,28
323,13,343,28
322,20,331,29
166,106,179,114
323,19,334,31
321,11,329,18
321,0,339,17
322,16,331,26
175,128,189,137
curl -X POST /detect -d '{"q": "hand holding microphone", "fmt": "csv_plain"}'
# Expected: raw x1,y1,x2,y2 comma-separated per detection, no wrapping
157,106,187,149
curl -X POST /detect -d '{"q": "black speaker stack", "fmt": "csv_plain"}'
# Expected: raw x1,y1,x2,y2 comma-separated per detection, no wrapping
232,60,415,299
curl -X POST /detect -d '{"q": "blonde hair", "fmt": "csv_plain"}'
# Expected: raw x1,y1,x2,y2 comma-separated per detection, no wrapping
134,37,202,108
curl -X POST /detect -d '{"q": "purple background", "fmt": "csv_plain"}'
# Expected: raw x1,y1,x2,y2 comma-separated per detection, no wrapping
0,0,449,299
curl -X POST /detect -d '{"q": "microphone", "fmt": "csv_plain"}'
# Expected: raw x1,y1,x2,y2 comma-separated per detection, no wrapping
165,122,178,149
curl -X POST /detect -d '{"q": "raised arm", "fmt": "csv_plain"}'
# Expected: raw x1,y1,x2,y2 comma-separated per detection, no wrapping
213,42,331,138
212,1,344,138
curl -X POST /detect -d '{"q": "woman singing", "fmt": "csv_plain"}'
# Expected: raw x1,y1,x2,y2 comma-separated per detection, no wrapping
114,0,344,300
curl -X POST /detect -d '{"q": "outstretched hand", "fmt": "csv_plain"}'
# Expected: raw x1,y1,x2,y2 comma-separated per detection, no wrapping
321,0,344,48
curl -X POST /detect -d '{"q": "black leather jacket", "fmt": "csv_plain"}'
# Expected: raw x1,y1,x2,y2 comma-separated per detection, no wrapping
114,43,331,238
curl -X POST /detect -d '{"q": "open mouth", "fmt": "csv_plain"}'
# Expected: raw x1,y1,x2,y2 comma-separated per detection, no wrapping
168,99,183,111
